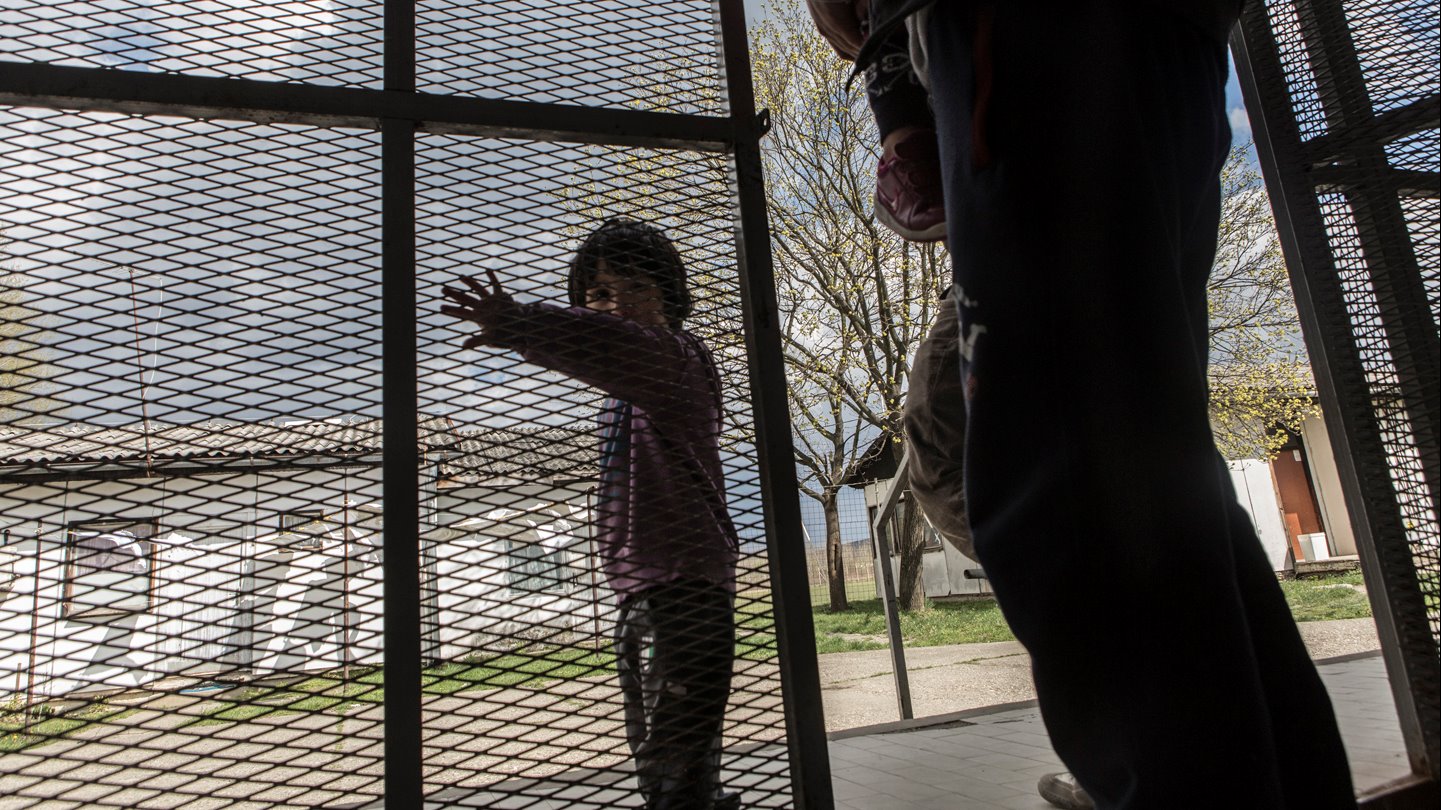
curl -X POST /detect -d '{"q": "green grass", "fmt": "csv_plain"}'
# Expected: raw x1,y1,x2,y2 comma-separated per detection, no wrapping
423,648,617,695
0,703,135,752
1280,571,1372,622
812,598,1013,653
735,592,778,662
5,577,1367,741
188,599,784,729
810,572,1374,654
187,646,618,728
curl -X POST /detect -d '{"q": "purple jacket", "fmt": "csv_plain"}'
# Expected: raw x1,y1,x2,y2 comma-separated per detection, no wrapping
492,301,739,598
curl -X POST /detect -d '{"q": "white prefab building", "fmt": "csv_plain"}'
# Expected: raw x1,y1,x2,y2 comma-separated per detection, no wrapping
850,408,1360,601
0,418,608,701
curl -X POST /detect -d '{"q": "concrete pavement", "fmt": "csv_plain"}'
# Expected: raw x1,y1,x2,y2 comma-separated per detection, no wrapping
818,617,1382,732
826,652,1407,810
0,619,1396,808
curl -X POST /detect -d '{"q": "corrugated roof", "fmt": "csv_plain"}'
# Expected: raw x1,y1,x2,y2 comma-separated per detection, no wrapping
0,418,599,482
444,424,598,483
0,418,387,464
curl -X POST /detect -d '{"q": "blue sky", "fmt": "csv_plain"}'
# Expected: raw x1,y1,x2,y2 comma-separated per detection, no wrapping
1226,56,1259,162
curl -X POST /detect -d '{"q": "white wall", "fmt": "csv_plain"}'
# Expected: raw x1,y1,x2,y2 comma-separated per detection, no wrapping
429,482,610,662
0,468,612,700
0,467,387,698
1299,412,1357,556
1228,459,1292,571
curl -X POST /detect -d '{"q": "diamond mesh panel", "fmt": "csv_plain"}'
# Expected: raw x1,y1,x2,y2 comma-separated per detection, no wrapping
1386,129,1440,173
416,135,789,807
0,108,386,805
0,0,384,87
1252,0,1441,627
417,1,725,114
1399,195,1439,332
1238,0,1440,776
1344,0,1438,116
1265,0,1330,139
1388,130,1441,332
1318,192,1439,636
1,2,807,807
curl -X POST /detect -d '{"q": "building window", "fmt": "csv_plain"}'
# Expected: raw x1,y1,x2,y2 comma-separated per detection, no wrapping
65,519,158,618
506,540,572,594
276,510,338,550
279,510,326,532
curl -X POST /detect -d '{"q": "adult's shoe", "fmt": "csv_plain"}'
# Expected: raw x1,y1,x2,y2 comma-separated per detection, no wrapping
1038,771,1094,810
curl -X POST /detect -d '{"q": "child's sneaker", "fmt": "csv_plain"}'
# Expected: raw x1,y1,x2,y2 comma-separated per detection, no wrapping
874,129,947,243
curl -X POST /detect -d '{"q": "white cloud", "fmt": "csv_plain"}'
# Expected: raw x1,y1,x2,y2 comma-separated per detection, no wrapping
1230,106,1253,139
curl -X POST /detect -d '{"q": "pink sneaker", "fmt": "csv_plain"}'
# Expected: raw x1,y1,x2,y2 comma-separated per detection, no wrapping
874,129,947,243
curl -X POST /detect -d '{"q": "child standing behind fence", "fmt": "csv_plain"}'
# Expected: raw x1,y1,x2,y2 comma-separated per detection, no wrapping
442,217,741,810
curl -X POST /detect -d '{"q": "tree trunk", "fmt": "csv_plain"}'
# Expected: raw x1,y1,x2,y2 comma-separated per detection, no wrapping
823,490,849,612
894,499,928,611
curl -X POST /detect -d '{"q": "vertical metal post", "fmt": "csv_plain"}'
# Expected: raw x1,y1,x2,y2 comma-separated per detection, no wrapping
714,2,834,807
342,481,351,680
25,526,43,722
587,489,602,648
870,459,913,720
383,0,421,804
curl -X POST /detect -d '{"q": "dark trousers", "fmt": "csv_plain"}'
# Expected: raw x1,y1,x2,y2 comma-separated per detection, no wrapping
614,579,734,810
924,4,1355,808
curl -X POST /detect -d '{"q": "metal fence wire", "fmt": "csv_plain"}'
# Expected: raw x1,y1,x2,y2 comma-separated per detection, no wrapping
1232,0,1440,782
0,2,831,809
800,487,877,608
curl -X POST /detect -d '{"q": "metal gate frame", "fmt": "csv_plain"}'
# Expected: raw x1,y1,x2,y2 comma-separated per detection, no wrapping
0,2,833,806
1231,0,1440,794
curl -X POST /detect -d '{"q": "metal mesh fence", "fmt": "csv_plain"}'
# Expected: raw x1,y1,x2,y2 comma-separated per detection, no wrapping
0,2,820,808
800,489,876,608
412,136,789,807
0,108,388,807
1234,0,1439,780
416,1,725,114
0,0,385,88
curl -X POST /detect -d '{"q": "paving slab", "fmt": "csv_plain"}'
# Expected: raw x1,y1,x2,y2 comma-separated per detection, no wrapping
827,652,1407,810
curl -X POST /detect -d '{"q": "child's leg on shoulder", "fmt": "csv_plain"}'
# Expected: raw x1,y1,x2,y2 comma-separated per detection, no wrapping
863,13,947,243
862,17,933,157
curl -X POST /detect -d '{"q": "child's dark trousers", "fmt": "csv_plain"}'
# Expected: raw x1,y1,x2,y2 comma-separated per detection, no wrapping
614,578,734,810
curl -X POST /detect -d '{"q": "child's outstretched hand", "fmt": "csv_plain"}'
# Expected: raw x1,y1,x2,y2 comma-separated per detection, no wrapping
441,269,518,350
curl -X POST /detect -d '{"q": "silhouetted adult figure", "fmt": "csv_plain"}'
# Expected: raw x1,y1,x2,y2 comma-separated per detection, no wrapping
812,2,1358,807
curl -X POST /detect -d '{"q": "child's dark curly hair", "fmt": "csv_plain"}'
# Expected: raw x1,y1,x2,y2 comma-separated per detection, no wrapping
567,217,692,327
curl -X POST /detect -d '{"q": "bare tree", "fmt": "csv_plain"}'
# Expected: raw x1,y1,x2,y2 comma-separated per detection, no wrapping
1209,147,1317,460
753,3,944,611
